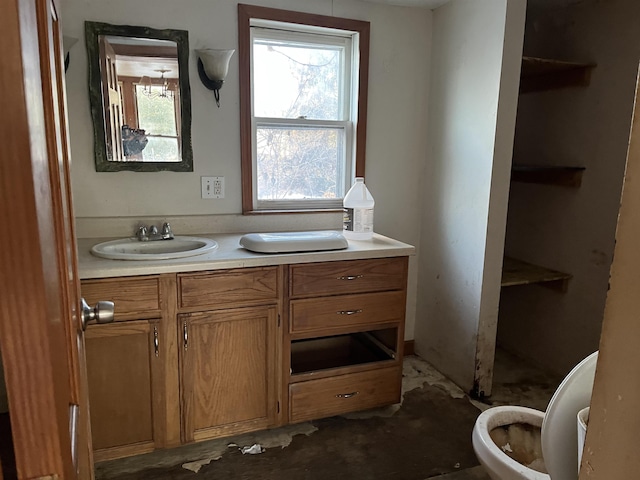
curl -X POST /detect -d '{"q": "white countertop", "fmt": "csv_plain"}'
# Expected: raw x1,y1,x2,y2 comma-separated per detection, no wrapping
77,232,415,279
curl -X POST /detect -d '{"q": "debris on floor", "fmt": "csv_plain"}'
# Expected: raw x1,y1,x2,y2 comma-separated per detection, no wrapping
240,443,265,455
95,352,557,480
401,356,466,400
181,423,317,473
182,452,225,474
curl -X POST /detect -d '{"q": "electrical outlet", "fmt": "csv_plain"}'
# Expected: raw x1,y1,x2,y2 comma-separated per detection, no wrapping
201,176,225,199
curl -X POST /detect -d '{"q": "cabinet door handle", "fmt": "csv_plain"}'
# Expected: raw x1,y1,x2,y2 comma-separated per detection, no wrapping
335,391,359,399
154,326,159,357
337,274,364,281
337,309,363,316
183,322,188,350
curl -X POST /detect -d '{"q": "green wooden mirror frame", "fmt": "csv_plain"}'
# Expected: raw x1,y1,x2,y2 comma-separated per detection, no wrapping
85,21,194,172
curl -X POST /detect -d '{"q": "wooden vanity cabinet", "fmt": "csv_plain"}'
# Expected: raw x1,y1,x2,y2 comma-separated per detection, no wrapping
177,266,282,443
81,276,169,462
81,256,408,460
85,321,161,461
286,257,409,423
179,306,279,442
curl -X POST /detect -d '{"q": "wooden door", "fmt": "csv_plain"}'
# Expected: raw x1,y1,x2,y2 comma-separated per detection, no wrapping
180,307,278,443
0,0,94,478
579,71,640,478
86,321,162,461
99,36,124,161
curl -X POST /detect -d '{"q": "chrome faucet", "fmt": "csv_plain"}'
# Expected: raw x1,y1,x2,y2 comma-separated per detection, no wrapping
135,222,174,241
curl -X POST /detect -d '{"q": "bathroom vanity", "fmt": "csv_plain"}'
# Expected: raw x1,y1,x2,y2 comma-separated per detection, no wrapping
77,233,413,461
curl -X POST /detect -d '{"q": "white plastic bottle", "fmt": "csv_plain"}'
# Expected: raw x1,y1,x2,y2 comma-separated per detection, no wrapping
343,177,375,240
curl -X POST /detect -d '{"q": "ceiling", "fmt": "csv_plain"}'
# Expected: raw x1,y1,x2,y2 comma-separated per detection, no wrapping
358,0,450,8
358,0,578,9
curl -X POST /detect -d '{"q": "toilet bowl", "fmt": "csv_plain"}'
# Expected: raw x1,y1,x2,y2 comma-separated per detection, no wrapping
473,406,549,480
472,352,598,480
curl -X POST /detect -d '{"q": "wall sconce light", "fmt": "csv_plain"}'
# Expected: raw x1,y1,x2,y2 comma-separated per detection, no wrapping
196,49,235,107
63,35,78,72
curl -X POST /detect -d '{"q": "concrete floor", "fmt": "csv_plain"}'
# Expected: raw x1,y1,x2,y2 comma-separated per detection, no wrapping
96,349,561,480
428,466,492,480
423,348,562,480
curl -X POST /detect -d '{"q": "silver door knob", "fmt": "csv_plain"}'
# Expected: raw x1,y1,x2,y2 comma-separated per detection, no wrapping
81,298,115,330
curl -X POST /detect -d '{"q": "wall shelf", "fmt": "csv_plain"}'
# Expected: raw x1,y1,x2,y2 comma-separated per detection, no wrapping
511,165,585,187
501,257,572,292
520,56,595,93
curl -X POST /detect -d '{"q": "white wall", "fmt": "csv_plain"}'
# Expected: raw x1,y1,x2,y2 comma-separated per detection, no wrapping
61,0,431,339
414,0,525,394
498,0,637,376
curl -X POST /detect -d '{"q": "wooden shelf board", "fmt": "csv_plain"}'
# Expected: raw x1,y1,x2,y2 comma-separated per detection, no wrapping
502,257,571,292
520,56,595,93
511,165,585,187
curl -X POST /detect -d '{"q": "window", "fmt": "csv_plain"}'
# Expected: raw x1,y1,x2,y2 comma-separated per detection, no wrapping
238,4,370,213
134,85,181,162
116,70,182,163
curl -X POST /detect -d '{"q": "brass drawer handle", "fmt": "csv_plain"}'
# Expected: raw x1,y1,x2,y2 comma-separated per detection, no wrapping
337,274,364,281
337,309,363,316
335,391,359,399
154,326,159,357
183,322,188,350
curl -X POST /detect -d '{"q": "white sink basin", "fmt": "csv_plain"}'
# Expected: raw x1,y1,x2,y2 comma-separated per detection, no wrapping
91,236,218,261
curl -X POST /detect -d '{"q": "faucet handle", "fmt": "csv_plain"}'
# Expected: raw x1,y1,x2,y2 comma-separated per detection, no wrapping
162,222,174,239
136,225,149,241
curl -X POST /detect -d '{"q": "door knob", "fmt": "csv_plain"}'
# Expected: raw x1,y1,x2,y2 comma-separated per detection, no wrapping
81,298,115,330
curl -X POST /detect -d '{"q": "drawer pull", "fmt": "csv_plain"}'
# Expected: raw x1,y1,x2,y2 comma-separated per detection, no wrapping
337,309,363,316
183,322,188,350
337,274,364,281
154,326,159,357
335,391,359,399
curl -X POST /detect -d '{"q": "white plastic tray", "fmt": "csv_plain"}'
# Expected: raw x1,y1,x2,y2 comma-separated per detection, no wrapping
239,231,348,254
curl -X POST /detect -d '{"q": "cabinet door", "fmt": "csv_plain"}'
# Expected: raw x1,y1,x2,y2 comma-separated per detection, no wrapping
85,320,162,461
181,306,278,443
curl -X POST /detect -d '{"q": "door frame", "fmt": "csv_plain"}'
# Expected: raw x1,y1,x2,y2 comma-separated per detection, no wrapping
579,67,640,479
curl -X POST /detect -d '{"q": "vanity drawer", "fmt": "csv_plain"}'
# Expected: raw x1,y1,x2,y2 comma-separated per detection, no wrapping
290,291,405,335
178,266,279,310
81,277,160,320
289,366,401,423
289,257,407,298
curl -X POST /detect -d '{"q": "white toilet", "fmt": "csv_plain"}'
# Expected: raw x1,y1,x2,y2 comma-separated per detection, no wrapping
472,352,598,480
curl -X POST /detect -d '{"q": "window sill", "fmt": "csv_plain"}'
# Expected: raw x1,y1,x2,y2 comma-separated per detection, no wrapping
243,208,343,216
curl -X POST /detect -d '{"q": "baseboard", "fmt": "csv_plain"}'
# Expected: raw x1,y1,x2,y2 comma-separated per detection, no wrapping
404,340,415,356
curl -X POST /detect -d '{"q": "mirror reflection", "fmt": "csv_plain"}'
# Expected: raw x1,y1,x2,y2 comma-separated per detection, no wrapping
100,36,180,162
86,22,193,172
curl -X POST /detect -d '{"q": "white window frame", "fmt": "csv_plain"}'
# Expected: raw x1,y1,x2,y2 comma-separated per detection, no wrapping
250,24,358,211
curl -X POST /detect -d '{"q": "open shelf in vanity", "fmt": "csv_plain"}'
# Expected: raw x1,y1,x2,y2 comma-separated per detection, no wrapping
290,327,398,377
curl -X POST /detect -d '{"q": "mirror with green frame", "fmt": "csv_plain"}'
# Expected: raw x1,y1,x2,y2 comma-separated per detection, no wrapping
85,21,193,172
